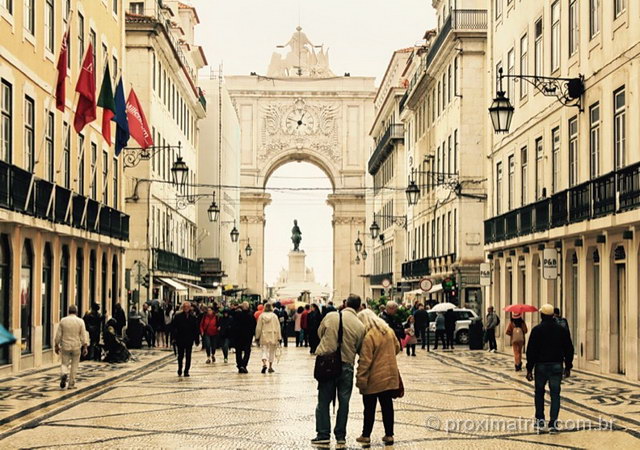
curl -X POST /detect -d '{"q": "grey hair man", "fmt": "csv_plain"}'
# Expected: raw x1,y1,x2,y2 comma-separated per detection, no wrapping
55,305,88,389
380,301,405,344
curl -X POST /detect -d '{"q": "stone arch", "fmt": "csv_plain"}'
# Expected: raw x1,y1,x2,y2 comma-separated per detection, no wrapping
259,148,339,190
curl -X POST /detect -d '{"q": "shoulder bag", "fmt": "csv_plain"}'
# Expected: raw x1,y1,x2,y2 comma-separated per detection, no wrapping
313,312,343,382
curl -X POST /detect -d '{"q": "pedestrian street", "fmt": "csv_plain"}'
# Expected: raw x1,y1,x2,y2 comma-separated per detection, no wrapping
1,346,638,449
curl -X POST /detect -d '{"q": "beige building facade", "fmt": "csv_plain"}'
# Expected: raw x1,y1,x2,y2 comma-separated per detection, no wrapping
400,0,488,311
124,1,207,307
485,0,640,380
0,0,128,373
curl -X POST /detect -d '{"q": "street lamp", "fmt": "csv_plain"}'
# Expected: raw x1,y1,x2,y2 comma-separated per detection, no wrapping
171,156,189,188
354,233,363,253
355,254,361,265
245,241,253,257
361,249,368,261
488,90,514,134
230,223,239,242
207,192,220,222
369,220,380,240
405,179,420,206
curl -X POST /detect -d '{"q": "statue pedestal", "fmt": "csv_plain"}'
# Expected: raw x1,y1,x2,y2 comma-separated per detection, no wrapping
288,250,306,283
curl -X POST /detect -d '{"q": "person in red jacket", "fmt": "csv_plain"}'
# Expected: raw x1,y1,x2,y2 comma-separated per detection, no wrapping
200,307,219,364
301,304,310,347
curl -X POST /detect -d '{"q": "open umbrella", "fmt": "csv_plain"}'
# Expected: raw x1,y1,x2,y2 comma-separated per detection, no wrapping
0,325,16,346
503,304,538,314
430,302,457,312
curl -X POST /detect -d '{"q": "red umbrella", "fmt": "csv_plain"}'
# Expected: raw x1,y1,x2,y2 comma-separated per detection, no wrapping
503,304,538,314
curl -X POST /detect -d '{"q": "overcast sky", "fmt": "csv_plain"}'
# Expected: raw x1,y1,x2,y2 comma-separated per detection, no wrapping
193,0,436,287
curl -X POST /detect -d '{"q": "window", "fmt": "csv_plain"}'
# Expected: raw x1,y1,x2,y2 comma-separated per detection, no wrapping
20,240,33,354
590,0,600,38
91,142,97,199
590,249,600,360
42,244,52,349
45,0,54,52
24,96,35,172
453,57,458,96
507,48,515,99
63,122,70,188
77,13,84,67
551,1,560,72
589,103,600,178
90,30,96,81
1,0,13,14
45,112,54,181
552,127,560,192
113,157,118,208
102,150,109,204
569,0,578,56
495,0,502,19
519,34,528,98
614,0,625,18
112,0,118,14
75,249,83,317
0,80,12,163
78,134,85,194
508,155,515,210
568,117,578,187
496,162,503,215
613,87,626,169
534,18,543,76
521,146,528,205
447,65,452,103
112,56,118,81
453,129,458,173
60,246,69,320
101,43,108,74
535,137,544,199
24,0,34,35
130,2,144,14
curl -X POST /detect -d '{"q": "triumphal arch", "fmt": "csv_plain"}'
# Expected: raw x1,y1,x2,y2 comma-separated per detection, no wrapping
225,27,376,300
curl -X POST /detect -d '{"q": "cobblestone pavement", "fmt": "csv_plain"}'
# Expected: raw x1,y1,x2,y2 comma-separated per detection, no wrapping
1,345,639,449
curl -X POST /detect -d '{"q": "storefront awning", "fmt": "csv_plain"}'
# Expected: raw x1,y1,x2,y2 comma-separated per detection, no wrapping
158,277,188,292
428,283,443,294
179,280,207,292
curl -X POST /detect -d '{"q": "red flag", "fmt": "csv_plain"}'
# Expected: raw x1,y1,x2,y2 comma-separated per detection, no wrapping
126,89,153,149
73,43,96,133
55,30,69,112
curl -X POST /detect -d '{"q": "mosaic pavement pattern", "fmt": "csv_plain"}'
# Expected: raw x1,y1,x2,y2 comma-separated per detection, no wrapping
1,345,639,449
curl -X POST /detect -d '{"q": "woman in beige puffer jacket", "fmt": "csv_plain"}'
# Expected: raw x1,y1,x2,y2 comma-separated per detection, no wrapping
355,309,401,446
255,303,282,373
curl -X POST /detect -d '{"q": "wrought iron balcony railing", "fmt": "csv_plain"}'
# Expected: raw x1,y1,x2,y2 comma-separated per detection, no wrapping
402,257,431,278
152,248,200,277
368,123,404,175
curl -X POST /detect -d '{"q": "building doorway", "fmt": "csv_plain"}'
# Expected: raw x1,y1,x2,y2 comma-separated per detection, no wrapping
613,245,627,375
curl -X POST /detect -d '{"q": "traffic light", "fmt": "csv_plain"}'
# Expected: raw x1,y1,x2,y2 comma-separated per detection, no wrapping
142,274,150,288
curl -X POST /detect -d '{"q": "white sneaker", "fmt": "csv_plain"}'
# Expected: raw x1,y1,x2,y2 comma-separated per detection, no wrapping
491,349,497,353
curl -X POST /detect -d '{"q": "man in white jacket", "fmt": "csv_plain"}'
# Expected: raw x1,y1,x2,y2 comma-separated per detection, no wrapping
55,305,88,389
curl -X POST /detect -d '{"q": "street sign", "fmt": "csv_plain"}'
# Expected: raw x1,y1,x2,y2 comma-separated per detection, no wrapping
542,248,559,280
381,278,391,289
480,263,492,286
419,278,433,292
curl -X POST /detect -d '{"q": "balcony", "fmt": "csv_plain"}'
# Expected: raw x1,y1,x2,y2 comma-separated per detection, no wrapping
402,257,431,279
484,161,640,245
369,273,393,287
0,160,129,241
368,124,404,175
152,248,201,277
406,9,487,109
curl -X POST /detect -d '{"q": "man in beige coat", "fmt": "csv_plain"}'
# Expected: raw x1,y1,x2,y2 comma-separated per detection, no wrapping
311,295,365,447
55,305,88,389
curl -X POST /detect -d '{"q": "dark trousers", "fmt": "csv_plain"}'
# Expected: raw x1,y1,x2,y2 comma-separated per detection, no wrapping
309,330,320,353
534,362,563,426
485,328,497,350
445,327,455,349
435,330,447,349
176,344,193,375
362,390,394,437
235,343,251,369
303,328,309,347
203,335,218,358
405,344,416,356
295,331,303,347
144,325,155,347
417,326,427,349
281,325,288,347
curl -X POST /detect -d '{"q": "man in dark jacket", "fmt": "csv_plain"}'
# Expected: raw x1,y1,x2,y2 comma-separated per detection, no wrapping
231,301,256,373
307,304,322,354
444,308,457,350
83,303,104,361
380,301,405,343
113,303,127,337
526,303,574,433
171,301,200,377
413,304,429,350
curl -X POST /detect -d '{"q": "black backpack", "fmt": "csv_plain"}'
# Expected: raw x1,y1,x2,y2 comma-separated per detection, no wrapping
313,312,342,382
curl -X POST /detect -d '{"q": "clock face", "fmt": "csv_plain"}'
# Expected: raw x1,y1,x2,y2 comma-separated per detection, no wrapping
285,109,315,135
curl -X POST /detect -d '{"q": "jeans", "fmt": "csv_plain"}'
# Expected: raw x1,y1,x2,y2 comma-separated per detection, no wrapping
221,337,230,359
362,390,395,437
534,362,563,426
417,326,427,349
295,330,304,347
235,343,251,369
485,328,497,350
203,335,218,358
176,344,193,375
435,330,447,349
315,363,354,440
